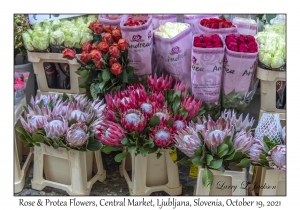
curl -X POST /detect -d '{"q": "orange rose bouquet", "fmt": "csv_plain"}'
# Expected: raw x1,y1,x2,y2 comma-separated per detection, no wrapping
63,20,139,99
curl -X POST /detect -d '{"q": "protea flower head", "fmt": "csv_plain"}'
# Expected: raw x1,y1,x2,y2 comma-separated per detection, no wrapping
173,115,187,131
149,91,165,108
65,100,94,123
150,121,175,147
139,92,165,118
174,126,202,158
174,81,189,100
96,120,126,146
153,107,171,121
127,84,148,103
121,109,147,132
103,107,118,122
232,129,255,153
44,119,68,141
147,74,173,92
20,115,48,134
180,95,202,121
198,115,234,154
282,126,286,144
247,139,265,164
105,90,137,112
88,97,106,118
266,145,286,171
66,122,89,147
221,109,255,132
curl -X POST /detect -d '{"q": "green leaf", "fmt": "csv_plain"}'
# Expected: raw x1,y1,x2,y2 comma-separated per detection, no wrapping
265,14,277,24
128,146,136,152
16,127,27,135
90,83,97,99
79,69,88,78
79,83,86,88
172,96,181,115
202,168,214,191
224,151,236,160
102,146,123,154
122,69,128,83
99,81,106,91
166,119,174,127
156,152,162,159
231,151,243,162
87,139,102,151
236,158,251,168
178,157,192,166
218,165,225,173
121,138,129,145
114,152,129,162
217,143,229,158
167,89,174,104
68,119,78,127
62,93,69,102
172,90,181,101
192,157,204,166
206,154,213,165
149,116,160,127
18,134,27,143
102,69,111,82
140,147,149,157
52,141,59,149
42,136,52,144
24,143,34,147
32,133,44,143
209,159,223,169
194,146,202,157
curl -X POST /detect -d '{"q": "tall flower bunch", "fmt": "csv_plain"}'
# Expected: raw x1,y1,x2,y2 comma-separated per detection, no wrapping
95,74,204,161
16,93,105,151
62,20,139,100
175,109,256,190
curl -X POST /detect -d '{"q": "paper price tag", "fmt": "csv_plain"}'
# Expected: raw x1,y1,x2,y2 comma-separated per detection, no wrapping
189,163,199,178
169,148,178,161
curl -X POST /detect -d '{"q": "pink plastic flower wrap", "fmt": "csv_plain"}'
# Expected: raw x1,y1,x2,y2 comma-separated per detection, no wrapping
152,15,177,29
222,34,259,112
191,33,225,120
120,15,153,77
153,22,193,88
98,14,127,27
14,72,30,105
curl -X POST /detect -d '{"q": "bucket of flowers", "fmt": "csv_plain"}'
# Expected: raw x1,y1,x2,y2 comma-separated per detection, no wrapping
175,109,256,195
94,74,204,195
62,19,140,100
14,72,29,105
249,113,286,196
15,93,107,195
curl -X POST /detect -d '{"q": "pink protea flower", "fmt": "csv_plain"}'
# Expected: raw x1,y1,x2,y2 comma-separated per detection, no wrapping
103,107,118,122
138,92,165,118
232,129,255,153
20,115,48,134
282,126,286,144
174,126,202,158
121,109,147,132
173,115,187,131
127,84,149,103
180,95,202,121
44,119,68,141
96,121,126,146
153,107,171,121
221,109,255,132
266,145,286,171
173,81,189,100
247,139,265,164
197,115,234,154
149,91,165,108
105,90,137,112
66,122,89,147
150,121,175,147
64,99,94,123
88,97,106,118
147,74,173,92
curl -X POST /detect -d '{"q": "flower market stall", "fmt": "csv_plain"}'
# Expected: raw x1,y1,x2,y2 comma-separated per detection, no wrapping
13,14,286,196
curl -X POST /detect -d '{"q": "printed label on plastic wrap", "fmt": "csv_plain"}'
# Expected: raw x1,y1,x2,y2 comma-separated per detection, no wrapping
169,148,178,166
189,163,198,178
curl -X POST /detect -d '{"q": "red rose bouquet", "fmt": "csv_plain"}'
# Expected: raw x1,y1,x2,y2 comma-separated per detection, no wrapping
62,20,139,99
198,18,237,38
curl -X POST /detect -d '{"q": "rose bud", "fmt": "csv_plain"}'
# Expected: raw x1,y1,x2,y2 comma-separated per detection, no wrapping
112,29,122,42
118,38,127,51
110,62,122,75
91,21,103,35
88,21,96,32
103,33,113,45
82,42,92,53
104,25,114,34
109,57,118,66
109,45,120,58
94,60,102,69
90,50,102,61
115,26,121,31
62,48,76,59
92,43,98,50
194,43,202,48
247,35,255,43
97,41,109,53
80,51,91,63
